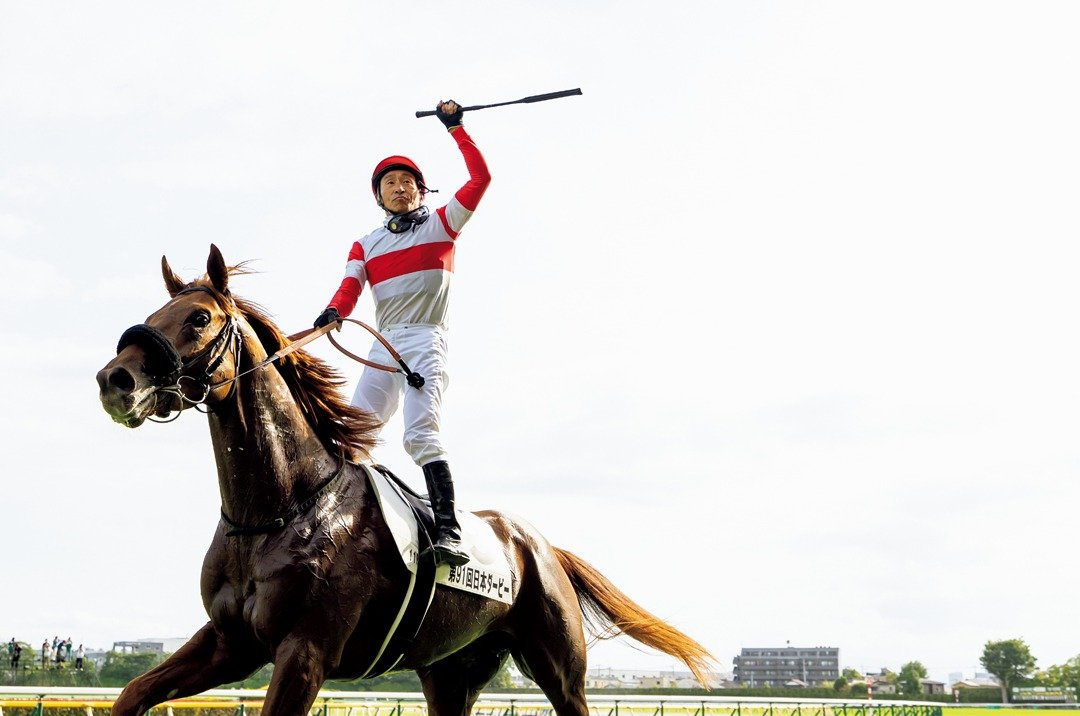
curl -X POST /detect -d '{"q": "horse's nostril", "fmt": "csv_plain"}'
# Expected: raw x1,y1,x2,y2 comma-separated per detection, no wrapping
107,367,136,393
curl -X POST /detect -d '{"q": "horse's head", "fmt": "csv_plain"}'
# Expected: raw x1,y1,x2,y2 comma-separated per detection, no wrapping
97,244,244,427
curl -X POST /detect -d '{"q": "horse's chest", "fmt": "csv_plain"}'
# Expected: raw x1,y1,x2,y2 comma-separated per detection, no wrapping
208,566,295,625
208,532,358,644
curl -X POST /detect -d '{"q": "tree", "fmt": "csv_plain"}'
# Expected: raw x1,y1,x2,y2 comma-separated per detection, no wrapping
899,661,928,696
488,660,515,690
981,638,1036,703
833,676,849,692
1034,654,1080,693
98,651,165,687
842,668,862,681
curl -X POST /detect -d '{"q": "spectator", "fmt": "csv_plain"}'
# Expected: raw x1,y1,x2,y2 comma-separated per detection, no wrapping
65,638,72,662
11,642,21,670
75,644,85,670
41,640,48,669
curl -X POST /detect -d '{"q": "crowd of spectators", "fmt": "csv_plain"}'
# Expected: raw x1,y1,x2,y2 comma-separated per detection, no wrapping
7,636,86,671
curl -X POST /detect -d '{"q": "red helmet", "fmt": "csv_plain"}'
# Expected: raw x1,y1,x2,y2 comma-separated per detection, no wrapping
371,156,426,197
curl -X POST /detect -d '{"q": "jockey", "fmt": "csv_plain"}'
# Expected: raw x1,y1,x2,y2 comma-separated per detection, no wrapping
314,99,491,567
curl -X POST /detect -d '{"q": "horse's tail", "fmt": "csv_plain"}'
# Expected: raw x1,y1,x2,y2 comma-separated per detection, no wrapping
553,547,715,688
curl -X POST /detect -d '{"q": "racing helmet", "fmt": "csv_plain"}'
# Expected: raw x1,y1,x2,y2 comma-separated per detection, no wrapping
371,156,426,199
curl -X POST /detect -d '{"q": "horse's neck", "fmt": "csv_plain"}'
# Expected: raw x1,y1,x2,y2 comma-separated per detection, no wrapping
209,331,336,524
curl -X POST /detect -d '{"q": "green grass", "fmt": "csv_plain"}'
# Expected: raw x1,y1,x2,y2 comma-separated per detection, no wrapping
943,710,1060,716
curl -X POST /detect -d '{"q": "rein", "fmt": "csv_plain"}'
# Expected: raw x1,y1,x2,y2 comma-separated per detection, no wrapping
223,317,425,393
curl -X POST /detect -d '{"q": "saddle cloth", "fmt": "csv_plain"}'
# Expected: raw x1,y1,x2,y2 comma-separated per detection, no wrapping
366,464,516,605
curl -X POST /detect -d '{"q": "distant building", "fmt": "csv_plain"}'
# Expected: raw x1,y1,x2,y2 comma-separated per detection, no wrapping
509,664,730,690
948,672,998,689
732,646,839,687
112,641,164,654
112,638,189,655
585,671,633,689
866,673,897,695
638,674,715,689
921,679,946,695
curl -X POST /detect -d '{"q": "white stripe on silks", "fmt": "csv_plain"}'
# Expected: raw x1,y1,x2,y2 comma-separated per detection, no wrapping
345,259,366,283
370,269,448,298
364,223,454,254
442,197,474,234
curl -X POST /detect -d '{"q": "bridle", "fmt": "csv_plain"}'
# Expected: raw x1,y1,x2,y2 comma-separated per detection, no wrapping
114,286,425,423
115,286,243,421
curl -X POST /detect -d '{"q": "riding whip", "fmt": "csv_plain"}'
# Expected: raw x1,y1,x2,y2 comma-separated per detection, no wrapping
415,88,582,118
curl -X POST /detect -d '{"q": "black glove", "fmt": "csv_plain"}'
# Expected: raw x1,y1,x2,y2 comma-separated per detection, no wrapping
313,307,340,329
435,102,464,130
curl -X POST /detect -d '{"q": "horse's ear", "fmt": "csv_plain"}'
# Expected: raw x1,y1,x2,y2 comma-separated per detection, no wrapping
207,244,229,293
161,256,185,297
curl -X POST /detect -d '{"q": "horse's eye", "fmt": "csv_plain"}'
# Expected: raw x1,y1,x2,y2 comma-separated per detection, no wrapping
189,311,211,328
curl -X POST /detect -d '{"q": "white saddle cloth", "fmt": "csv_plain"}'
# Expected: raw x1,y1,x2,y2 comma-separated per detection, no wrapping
367,466,516,605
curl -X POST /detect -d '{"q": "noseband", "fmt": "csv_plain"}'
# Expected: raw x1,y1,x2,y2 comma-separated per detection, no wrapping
116,286,242,420
116,323,182,386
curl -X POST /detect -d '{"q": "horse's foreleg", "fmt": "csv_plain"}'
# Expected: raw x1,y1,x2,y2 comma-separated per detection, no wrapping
112,623,265,716
261,637,328,716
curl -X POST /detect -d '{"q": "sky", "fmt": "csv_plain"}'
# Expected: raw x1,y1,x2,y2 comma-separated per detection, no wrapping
2,0,1080,688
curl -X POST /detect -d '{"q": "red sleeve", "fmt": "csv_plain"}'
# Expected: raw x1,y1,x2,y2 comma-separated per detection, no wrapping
328,277,361,317
450,127,491,211
326,242,365,317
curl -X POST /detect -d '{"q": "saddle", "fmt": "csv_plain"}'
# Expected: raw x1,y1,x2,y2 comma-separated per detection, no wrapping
356,463,515,678
372,464,438,542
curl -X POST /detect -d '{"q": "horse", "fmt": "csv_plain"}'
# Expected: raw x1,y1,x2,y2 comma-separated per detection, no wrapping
95,245,714,716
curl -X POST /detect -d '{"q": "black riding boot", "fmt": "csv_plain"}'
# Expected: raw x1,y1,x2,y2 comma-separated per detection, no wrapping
422,460,470,567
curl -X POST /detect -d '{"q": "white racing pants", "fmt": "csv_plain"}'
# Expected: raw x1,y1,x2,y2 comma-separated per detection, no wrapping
351,324,449,467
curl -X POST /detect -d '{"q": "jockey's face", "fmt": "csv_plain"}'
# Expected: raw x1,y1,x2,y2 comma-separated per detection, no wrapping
379,170,423,215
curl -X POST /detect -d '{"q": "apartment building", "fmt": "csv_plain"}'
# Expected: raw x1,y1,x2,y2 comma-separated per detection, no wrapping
732,646,840,687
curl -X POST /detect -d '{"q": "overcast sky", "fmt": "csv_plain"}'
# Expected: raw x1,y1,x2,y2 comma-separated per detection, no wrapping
2,1,1079,687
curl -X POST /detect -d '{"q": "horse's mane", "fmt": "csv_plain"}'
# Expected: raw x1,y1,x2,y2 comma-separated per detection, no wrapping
191,270,381,460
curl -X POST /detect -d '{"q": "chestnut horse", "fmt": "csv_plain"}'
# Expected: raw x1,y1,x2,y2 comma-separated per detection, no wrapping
95,245,713,716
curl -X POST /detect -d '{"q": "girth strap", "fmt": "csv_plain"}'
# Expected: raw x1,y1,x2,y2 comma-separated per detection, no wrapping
357,464,439,678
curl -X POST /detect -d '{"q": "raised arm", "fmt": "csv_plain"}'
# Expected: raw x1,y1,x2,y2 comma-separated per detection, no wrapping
434,100,491,234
